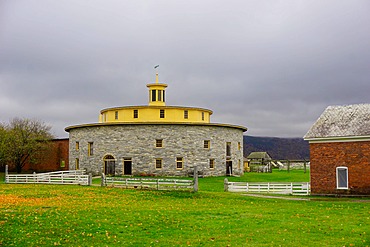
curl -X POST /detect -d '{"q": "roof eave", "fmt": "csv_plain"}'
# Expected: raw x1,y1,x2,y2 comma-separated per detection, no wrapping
65,122,248,133
304,135,370,143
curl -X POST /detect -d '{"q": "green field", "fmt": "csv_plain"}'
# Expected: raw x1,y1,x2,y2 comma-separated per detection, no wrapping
1,170,369,246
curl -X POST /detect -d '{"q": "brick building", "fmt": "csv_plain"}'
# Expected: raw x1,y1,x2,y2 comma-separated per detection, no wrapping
304,104,370,195
23,138,69,172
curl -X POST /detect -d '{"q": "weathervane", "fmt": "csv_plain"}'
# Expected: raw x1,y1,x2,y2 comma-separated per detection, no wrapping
154,65,159,83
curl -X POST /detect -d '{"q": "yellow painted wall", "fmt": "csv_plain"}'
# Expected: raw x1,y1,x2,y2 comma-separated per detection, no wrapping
100,106,212,123
244,161,250,172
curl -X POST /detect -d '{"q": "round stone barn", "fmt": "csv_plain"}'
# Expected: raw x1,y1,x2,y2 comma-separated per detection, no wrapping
65,74,247,176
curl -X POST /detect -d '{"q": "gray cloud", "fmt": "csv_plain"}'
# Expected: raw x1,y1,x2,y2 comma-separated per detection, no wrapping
1,0,369,138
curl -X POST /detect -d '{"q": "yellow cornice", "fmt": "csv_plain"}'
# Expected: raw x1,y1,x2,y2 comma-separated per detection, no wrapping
100,105,213,115
65,122,247,132
146,83,168,88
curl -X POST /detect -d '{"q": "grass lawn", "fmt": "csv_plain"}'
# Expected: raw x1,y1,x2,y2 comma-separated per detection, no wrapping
1,170,369,246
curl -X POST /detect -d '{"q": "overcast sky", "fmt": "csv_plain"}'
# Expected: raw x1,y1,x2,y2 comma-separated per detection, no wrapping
1,1,369,138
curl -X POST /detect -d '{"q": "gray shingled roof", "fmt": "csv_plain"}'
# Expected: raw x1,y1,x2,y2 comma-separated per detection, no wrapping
304,104,370,139
247,152,272,160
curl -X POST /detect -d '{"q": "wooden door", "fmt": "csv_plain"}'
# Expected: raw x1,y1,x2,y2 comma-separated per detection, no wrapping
226,160,232,176
124,159,132,175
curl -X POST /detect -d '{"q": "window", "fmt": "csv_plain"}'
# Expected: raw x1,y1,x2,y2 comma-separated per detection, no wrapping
176,157,183,169
209,159,215,169
152,90,156,101
204,140,210,149
184,110,188,119
60,160,65,168
156,139,163,148
158,90,162,101
238,160,241,169
238,142,241,150
201,112,205,121
88,142,94,156
163,91,165,102
75,158,79,170
226,142,231,156
76,141,79,151
115,111,118,120
133,109,138,118
336,167,348,189
155,159,162,169
160,109,165,118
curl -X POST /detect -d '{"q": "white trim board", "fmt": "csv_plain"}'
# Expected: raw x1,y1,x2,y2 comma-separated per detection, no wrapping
304,135,370,143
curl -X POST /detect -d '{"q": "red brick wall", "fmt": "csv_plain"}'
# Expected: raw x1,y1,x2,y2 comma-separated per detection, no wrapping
23,139,69,172
310,141,370,195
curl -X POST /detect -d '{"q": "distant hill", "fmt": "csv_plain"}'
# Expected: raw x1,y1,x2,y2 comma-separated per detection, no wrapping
243,135,309,160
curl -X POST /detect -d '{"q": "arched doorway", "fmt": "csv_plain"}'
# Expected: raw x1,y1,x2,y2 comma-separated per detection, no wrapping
104,155,116,176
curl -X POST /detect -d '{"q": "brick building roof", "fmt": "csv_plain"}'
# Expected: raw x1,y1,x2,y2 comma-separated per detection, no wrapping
304,104,370,139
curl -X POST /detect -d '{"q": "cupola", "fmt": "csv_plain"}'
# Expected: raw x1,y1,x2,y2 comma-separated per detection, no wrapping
146,73,167,106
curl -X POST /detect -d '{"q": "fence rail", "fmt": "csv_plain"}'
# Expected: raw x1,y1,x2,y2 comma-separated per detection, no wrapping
5,167,91,186
104,177,195,191
224,179,310,195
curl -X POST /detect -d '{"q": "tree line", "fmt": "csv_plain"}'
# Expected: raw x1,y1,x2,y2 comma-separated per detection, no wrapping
0,118,54,173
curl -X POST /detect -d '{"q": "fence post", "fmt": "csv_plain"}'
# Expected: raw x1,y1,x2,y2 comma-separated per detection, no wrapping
5,165,8,183
287,160,290,173
303,160,307,174
307,182,310,195
193,166,198,192
88,173,92,186
290,182,293,194
101,172,105,187
224,178,228,192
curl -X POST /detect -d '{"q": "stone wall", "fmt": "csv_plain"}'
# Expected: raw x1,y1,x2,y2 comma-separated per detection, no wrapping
68,124,244,177
310,141,370,195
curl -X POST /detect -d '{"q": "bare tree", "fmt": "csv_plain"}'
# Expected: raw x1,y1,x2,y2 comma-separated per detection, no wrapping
0,123,7,170
4,118,54,173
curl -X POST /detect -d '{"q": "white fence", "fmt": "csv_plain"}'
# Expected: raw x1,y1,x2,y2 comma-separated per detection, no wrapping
224,179,310,195
104,177,195,191
5,167,91,186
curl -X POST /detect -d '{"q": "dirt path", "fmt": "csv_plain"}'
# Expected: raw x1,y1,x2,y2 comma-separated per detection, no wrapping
241,193,309,201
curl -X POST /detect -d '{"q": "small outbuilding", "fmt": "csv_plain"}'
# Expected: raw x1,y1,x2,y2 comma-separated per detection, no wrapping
304,104,370,195
246,152,272,172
